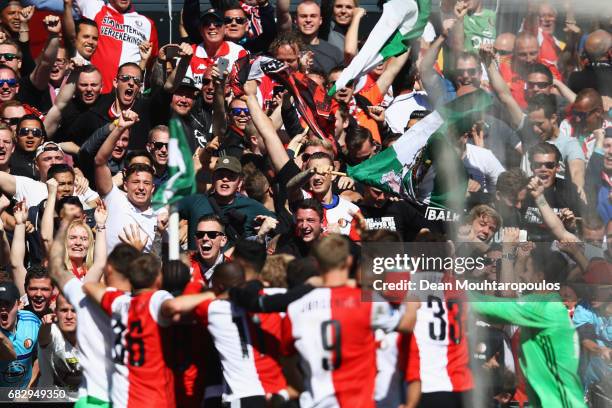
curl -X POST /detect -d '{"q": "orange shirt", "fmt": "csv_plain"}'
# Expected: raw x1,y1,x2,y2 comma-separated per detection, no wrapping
352,83,384,143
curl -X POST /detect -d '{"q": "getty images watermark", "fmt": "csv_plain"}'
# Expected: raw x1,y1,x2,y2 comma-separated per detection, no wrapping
359,242,608,302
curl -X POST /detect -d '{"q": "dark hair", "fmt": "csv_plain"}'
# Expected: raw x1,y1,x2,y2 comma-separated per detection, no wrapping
233,239,267,273
124,163,155,181
125,149,153,166
79,64,101,76
528,142,561,163
56,196,83,214
76,17,98,34
455,51,482,69
496,168,530,199
526,63,553,84
128,254,162,290
306,151,333,166
286,257,319,289
410,110,431,120
107,243,140,278
117,62,143,78
17,114,47,139
526,93,557,118
243,169,269,203
293,198,324,221
346,125,373,153
583,213,604,231
531,246,568,283
269,31,304,56
196,214,225,231
25,264,51,289
212,262,245,293
48,163,74,180
392,59,417,93
162,260,191,296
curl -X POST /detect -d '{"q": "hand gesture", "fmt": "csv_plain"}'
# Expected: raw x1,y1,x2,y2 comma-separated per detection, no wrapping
367,105,386,123
516,241,535,258
527,176,545,199
559,208,576,230
563,19,581,35
243,80,258,97
479,43,496,66
353,7,367,20
41,312,56,325
471,122,485,147
46,178,58,195
0,195,10,213
118,110,140,129
139,41,152,63
119,224,149,251
454,0,469,18
73,174,89,196
557,240,583,255
20,6,35,23
43,15,62,34
94,199,107,226
254,215,278,237
311,164,333,176
13,200,28,225
178,42,193,58
299,50,314,73
337,176,355,190
210,64,228,85
156,211,169,234
502,227,520,244
467,178,482,193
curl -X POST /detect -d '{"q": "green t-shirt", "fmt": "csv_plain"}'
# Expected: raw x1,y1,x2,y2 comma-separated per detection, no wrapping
463,9,496,51
471,292,586,408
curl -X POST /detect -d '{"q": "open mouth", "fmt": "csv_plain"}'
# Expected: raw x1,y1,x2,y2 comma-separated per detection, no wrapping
0,311,8,324
24,139,36,149
134,191,146,199
31,297,45,309
84,44,94,54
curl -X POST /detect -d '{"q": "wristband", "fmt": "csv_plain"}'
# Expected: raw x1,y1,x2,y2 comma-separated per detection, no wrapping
112,119,119,128
96,224,106,230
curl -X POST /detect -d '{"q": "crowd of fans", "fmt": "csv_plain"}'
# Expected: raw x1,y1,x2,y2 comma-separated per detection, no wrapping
0,0,608,407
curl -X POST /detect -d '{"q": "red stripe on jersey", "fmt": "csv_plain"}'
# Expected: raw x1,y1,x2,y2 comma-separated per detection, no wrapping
406,334,421,383
445,300,473,392
92,8,124,94
329,287,377,408
101,288,124,316
248,312,287,394
280,314,296,357
116,291,176,408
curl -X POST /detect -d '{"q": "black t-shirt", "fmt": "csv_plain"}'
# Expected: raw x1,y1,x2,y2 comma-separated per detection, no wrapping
358,199,434,242
568,64,612,97
307,39,344,75
17,75,53,113
218,126,245,159
9,149,37,180
522,177,583,241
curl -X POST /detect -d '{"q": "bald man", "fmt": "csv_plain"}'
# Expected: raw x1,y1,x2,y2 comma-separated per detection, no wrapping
498,33,541,108
494,32,515,64
568,30,612,98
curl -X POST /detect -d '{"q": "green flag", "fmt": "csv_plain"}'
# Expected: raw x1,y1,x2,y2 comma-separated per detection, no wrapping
152,118,196,209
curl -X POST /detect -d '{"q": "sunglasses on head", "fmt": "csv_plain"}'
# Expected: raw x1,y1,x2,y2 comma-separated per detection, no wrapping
531,160,556,170
195,230,225,239
117,74,142,86
224,16,247,25
455,68,478,76
0,78,17,88
527,81,551,89
153,142,168,150
1,117,19,126
17,127,43,137
230,107,250,116
0,53,18,62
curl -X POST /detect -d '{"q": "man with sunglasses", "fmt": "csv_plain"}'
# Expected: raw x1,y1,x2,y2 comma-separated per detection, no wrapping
223,5,277,54
186,8,248,89
74,0,159,93
146,125,169,188
219,98,250,159
0,65,18,103
522,142,583,241
568,29,611,98
188,214,229,287
9,113,45,179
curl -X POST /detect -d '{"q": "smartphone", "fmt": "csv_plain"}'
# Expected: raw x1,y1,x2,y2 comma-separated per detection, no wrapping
217,57,230,79
165,45,180,60
273,85,285,97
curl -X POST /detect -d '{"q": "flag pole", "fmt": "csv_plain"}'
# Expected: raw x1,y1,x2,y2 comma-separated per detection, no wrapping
168,205,180,260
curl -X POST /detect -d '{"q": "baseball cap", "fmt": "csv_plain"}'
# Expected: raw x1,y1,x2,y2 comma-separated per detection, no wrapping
214,155,242,174
178,76,199,91
35,141,64,159
0,0,19,12
0,281,19,304
200,8,223,24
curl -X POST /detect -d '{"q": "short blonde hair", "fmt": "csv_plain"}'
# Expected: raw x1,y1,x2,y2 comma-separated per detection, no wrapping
261,254,295,288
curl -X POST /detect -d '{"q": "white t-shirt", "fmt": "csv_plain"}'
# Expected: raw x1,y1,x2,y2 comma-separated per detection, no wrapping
14,176,99,207
38,323,81,401
385,91,430,134
103,185,164,254
63,277,112,403
464,144,505,193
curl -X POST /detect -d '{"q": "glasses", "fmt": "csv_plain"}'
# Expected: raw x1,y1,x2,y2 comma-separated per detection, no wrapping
195,230,225,239
301,152,311,162
54,58,68,67
482,257,499,266
527,81,551,89
17,127,43,137
494,48,513,56
531,161,556,170
202,19,223,28
0,53,18,62
153,142,168,150
201,78,212,86
1,117,19,127
117,74,142,86
230,107,250,116
455,68,478,76
572,108,598,122
0,78,17,88
224,17,247,25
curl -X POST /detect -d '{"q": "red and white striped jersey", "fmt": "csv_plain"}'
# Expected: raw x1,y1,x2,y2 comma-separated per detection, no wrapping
76,0,159,94
186,41,248,89
282,286,400,407
194,299,265,402
101,289,175,408
405,286,473,393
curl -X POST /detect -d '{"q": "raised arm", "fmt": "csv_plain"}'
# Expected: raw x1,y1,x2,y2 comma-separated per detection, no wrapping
48,217,76,291
276,0,292,33
44,63,80,138
244,80,290,172
62,0,77,50
480,44,524,129
344,7,366,64
94,110,139,196
82,282,107,306
528,177,578,242
0,196,11,265
9,200,28,296
376,51,410,97
160,292,215,320
164,43,193,93
84,201,107,283
447,2,468,55
30,16,62,91
40,179,58,252
211,65,227,139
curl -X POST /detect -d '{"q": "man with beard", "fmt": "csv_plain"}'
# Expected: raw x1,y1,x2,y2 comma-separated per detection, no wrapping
0,281,40,389
146,125,169,188
74,0,158,93
187,214,229,286
9,114,45,179
178,156,275,249
276,199,324,258
37,293,81,398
